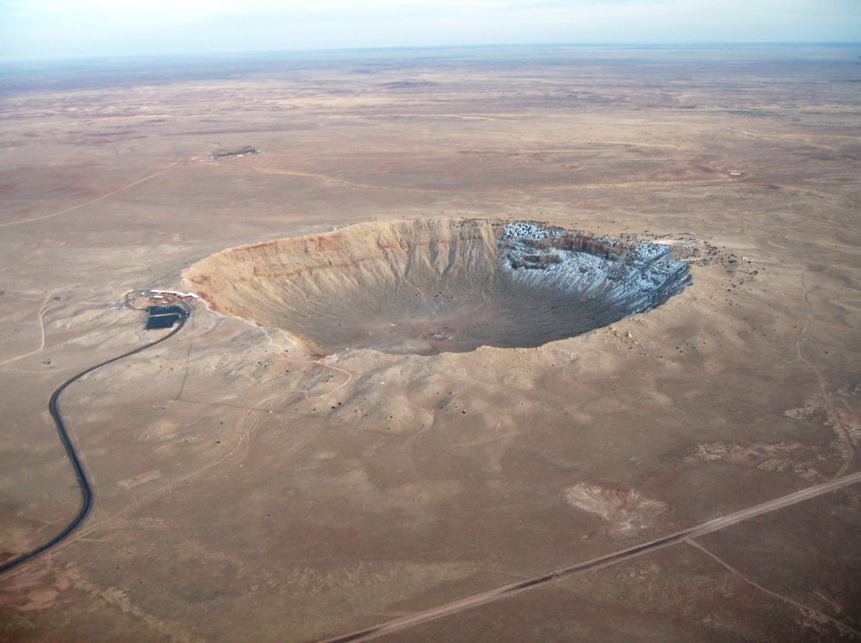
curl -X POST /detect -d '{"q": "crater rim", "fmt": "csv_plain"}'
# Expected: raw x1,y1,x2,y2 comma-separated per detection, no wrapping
183,218,693,356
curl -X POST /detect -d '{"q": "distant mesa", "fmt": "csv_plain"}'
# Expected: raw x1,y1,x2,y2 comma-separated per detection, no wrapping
185,219,692,356
381,80,440,90
208,146,262,159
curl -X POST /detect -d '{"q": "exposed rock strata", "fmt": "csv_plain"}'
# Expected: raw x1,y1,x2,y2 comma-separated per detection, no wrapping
185,219,691,355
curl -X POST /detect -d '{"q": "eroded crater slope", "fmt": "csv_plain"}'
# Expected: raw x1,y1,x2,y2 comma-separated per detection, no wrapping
185,219,692,355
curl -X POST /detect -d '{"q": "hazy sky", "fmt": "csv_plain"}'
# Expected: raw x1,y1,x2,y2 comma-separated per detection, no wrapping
2,0,860,61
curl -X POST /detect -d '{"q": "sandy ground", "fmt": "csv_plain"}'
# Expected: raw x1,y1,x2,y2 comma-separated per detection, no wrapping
1,45,860,642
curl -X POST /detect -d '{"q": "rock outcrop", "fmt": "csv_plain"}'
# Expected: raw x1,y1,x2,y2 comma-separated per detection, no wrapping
184,219,691,355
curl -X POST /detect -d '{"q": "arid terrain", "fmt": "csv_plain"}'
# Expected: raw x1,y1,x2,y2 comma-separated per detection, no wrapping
1,45,860,642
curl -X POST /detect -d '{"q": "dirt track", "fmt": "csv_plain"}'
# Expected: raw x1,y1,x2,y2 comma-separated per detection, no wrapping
1,45,860,642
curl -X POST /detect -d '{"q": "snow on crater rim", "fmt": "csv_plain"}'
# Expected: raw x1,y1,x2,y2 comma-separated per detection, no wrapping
185,219,692,356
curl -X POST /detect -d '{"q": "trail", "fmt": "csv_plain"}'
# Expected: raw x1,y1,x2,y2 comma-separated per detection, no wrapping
30,331,353,562
321,470,861,642
0,164,182,228
275,353,354,400
796,269,854,479
685,538,861,639
0,291,57,365
0,294,135,368
260,327,355,401
0,302,189,575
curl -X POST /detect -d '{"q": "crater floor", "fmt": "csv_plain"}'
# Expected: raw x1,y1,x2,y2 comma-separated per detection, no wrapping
185,219,692,355
2,46,860,643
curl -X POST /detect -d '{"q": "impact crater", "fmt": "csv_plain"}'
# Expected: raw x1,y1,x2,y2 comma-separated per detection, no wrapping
185,219,692,355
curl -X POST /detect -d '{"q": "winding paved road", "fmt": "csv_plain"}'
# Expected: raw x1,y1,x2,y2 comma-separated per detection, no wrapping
0,299,188,575
3,294,858,640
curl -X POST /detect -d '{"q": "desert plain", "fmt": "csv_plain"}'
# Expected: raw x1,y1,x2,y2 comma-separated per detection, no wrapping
1,45,861,641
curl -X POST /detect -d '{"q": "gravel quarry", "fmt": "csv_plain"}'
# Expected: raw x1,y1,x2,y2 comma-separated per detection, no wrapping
185,219,692,355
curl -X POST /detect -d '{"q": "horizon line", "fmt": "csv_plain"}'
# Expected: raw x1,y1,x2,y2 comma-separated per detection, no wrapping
3,41,861,66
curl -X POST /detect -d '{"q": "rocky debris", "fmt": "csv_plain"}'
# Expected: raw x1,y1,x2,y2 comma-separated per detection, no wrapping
185,219,692,355
499,222,692,323
564,482,669,532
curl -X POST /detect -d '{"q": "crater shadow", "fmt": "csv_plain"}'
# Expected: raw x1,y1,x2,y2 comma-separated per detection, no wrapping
185,219,692,355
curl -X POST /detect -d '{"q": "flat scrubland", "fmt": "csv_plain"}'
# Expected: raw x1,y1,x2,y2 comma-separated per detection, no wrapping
1,45,860,642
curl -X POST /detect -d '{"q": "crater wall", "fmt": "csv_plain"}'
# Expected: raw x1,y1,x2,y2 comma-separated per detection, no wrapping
184,219,691,355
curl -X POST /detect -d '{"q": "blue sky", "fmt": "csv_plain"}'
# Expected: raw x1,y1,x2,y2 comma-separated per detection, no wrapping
2,0,860,61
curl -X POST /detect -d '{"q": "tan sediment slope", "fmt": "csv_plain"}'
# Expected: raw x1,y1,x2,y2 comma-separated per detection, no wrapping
4,45,860,643
184,218,690,356
185,218,500,354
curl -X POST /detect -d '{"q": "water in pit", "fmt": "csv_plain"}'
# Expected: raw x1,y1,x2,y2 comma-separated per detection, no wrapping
184,219,692,355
